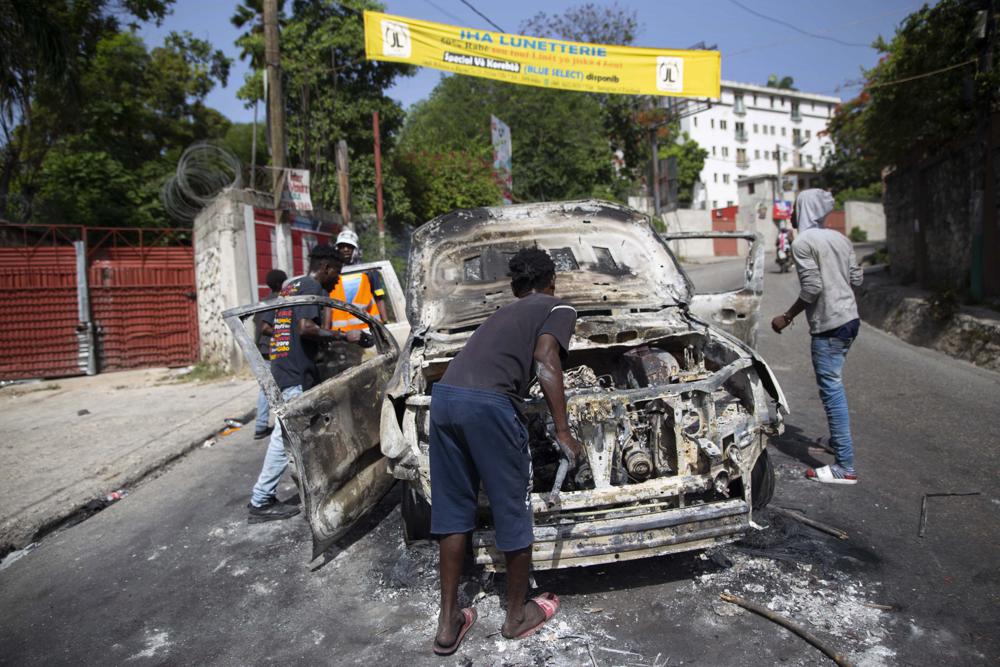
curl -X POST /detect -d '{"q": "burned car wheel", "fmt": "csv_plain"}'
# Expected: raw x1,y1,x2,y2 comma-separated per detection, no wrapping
401,481,432,543
750,448,775,510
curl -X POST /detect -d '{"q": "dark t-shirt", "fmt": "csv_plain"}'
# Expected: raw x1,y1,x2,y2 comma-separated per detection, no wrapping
441,293,577,403
253,293,280,355
269,275,326,390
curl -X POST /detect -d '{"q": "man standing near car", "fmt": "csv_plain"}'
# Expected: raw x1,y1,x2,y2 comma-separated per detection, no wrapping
252,269,287,440
771,188,864,484
428,248,582,655
247,244,343,523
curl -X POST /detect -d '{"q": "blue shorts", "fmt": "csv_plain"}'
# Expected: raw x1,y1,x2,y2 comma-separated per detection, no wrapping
429,383,534,552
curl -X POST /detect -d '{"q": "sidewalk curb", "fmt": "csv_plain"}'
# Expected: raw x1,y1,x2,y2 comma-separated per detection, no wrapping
0,406,257,560
857,281,1000,373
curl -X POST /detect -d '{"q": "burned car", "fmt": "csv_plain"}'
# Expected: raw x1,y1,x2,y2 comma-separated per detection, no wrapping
224,201,787,570
380,200,788,570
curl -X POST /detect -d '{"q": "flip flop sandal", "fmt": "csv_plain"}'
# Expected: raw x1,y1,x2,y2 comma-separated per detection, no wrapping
432,607,477,656
806,465,858,485
513,592,560,640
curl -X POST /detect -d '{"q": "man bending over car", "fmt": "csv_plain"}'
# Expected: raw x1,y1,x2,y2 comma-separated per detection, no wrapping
427,248,583,655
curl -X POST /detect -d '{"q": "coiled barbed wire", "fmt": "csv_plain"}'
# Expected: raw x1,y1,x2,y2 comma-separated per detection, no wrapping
161,142,243,222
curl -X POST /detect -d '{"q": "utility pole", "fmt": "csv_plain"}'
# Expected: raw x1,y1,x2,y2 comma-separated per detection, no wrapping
336,140,352,229
650,125,661,218
373,112,386,259
263,0,286,197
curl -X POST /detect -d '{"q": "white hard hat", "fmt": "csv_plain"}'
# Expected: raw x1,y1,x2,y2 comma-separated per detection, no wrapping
336,229,359,248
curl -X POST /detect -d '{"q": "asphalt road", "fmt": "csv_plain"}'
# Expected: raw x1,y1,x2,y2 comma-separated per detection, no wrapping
1,256,997,666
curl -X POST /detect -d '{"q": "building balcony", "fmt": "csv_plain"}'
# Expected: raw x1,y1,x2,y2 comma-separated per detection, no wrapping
734,131,748,143
790,111,802,122
737,160,750,169
733,104,747,116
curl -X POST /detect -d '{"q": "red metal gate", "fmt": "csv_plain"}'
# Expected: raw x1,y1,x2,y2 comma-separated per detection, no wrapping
0,224,198,380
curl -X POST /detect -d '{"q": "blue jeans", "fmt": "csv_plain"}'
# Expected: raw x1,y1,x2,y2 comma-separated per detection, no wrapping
250,385,302,506
254,361,271,433
810,335,856,469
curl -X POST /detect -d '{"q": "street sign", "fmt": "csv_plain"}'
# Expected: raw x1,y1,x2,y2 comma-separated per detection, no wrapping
363,11,720,98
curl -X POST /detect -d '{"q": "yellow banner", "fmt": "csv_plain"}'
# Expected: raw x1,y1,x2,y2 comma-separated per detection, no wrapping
364,11,720,98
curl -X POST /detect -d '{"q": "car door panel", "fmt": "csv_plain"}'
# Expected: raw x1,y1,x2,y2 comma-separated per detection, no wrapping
665,232,763,347
223,296,399,561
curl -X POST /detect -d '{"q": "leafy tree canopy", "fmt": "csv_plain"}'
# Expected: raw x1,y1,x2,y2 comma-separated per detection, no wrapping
231,0,414,227
400,75,614,203
658,122,708,206
395,151,501,223
826,0,997,182
765,74,797,90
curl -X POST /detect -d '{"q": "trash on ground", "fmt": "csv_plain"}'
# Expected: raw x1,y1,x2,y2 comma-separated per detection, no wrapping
719,592,852,666
202,438,216,448
224,418,243,428
77,409,90,416
918,491,982,537
0,542,39,572
105,489,128,503
771,506,849,540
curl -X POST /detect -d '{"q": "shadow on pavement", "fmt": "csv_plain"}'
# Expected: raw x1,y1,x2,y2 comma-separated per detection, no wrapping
770,423,828,468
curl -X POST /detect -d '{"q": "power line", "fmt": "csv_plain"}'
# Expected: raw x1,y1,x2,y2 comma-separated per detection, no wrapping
456,0,505,32
726,0,872,48
725,7,909,57
865,58,977,89
421,0,467,25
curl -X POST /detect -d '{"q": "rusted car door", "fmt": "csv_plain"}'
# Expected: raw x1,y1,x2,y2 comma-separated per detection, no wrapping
662,232,764,348
223,296,399,559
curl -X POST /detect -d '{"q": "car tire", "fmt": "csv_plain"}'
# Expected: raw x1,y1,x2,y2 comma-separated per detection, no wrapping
750,448,775,510
401,480,432,543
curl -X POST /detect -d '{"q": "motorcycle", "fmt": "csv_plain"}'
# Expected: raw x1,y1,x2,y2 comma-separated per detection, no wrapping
776,229,792,273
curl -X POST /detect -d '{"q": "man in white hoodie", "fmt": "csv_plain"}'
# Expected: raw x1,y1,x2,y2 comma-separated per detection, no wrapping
771,189,864,484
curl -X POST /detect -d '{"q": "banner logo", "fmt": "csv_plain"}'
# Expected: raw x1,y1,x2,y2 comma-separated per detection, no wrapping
656,57,684,93
381,20,411,57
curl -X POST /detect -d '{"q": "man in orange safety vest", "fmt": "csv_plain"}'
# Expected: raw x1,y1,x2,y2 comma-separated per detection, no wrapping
327,229,384,345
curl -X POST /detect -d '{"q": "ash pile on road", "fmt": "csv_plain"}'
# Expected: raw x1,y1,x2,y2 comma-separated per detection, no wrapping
689,511,898,667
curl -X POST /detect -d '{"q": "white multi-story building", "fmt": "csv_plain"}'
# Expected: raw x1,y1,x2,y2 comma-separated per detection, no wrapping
673,81,840,210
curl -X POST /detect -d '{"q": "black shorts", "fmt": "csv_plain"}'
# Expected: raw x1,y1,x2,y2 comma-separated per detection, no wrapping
428,383,533,552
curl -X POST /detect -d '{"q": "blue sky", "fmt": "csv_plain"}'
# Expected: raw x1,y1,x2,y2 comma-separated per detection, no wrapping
139,0,928,123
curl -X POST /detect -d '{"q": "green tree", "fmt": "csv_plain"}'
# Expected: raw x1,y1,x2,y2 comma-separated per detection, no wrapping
231,0,415,228
765,74,797,90
519,3,644,194
658,122,708,206
395,151,501,223
26,30,231,227
400,75,614,203
0,0,174,220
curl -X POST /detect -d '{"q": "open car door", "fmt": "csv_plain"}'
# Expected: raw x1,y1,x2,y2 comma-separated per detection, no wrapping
663,231,764,348
223,296,399,559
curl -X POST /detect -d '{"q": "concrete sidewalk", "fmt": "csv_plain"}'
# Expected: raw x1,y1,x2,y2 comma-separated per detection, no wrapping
0,367,258,556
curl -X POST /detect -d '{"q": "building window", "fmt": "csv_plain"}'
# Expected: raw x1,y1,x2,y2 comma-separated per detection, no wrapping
714,173,718,183
727,200,733,207
764,150,770,160
721,146,729,157
753,93,758,105
736,148,747,165
791,100,801,120
781,127,787,136
753,123,759,133
735,121,746,141
712,200,718,209
755,149,760,159
693,117,698,127
734,93,746,114
793,128,802,146
805,129,811,140
772,125,777,135
783,152,788,160
811,101,815,111
770,95,775,108
712,146,717,156
720,120,728,130
711,118,715,129
748,182,756,194
723,174,730,184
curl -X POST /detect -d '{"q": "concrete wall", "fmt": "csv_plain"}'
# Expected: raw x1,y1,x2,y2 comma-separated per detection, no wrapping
194,190,255,372
884,142,983,290
845,201,886,241
660,209,714,258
